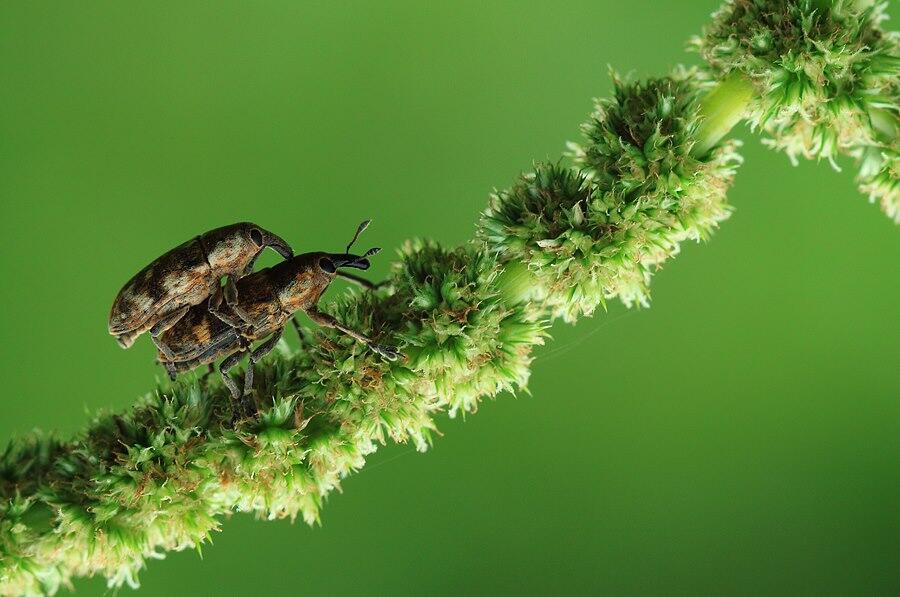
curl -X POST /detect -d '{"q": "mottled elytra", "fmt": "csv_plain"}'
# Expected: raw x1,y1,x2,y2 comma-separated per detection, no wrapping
157,220,399,408
108,222,293,353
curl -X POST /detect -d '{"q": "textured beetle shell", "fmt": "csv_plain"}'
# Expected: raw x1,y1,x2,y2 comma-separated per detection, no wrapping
109,222,275,347
157,252,334,369
157,303,240,364
271,252,332,316
202,223,263,275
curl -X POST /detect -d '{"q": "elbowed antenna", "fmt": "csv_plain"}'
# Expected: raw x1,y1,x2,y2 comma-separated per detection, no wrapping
346,219,372,254
344,219,381,260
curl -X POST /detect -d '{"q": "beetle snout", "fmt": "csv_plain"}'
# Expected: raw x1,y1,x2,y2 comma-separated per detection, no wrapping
263,231,294,260
328,253,371,271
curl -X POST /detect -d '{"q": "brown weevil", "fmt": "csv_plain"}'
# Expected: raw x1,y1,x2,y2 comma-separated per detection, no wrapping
108,222,293,356
157,220,400,406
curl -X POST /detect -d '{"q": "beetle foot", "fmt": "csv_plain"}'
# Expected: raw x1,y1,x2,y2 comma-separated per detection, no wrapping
369,343,401,361
229,407,241,427
240,394,257,419
226,395,255,426
240,363,257,417
164,362,177,382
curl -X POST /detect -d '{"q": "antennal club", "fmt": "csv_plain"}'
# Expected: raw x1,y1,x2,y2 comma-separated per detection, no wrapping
346,219,371,254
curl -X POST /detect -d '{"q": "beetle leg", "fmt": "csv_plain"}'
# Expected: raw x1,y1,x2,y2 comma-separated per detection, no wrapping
207,288,245,329
336,271,386,291
219,351,246,403
163,361,178,382
238,328,284,408
251,328,284,363
152,337,176,361
367,343,401,361
161,355,212,383
223,274,239,306
222,337,257,417
243,360,254,405
149,305,191,360
242,250,262,277
305,307,400,361
223,275,265,328
305,307,368,342
291,318,309,347
149,304,191,336
200,363,215,383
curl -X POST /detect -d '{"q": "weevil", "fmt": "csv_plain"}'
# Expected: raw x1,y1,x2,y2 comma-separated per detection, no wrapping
156,220,400,404
108,222,293,356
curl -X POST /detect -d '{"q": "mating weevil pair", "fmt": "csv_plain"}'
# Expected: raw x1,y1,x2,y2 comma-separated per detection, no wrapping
108,222,293,351
109,220,399,406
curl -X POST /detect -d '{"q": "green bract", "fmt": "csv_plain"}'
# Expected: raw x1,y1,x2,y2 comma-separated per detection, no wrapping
480,70,741,321
692,0,900,220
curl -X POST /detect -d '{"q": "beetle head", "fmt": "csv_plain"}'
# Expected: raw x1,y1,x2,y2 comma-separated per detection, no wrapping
275,222,380,313
317,219,380,274
203,222,294,277
318,248,380,274
242,224,293,267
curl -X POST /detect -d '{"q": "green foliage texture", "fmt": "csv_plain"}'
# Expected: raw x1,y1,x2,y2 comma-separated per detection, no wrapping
1,1,897,594
691,0,900,219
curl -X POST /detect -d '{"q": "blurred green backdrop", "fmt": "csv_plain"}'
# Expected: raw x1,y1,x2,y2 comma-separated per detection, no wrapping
1,1,898,595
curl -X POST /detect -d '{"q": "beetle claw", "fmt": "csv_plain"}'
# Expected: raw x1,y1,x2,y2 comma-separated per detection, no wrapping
370,343,401,361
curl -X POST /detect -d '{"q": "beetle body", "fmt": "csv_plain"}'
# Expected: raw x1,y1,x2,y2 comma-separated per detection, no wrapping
157,243,399,403
108,222,292,349
157,258,303,364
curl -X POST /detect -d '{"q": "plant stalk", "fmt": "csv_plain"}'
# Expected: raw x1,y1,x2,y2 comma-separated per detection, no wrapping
692,72,755,159
870,107,898,142
496,261,539,306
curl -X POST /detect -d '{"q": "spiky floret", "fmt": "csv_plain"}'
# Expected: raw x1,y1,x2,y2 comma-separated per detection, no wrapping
576,71,742,301
0,242,546,596
479,164,622,321
691,0,900,219
482,70,741,321
692,0,898,157
386,239,547,416
853,137,899,222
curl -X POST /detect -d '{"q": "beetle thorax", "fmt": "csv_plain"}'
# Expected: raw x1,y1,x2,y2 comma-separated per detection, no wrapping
278,267,333,313
205,231,258,277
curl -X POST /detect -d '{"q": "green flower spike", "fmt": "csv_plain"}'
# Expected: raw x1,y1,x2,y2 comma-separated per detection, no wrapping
2,3,897,595
481,69,742,322
692,0,900,220
0,242,547,597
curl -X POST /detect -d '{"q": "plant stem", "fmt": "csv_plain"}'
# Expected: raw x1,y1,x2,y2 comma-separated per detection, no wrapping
692,72,755,159
870,107,898,141
496,261,539,305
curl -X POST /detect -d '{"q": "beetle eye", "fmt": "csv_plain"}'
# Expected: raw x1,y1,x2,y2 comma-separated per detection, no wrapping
319,257,336,273
250,228,264,247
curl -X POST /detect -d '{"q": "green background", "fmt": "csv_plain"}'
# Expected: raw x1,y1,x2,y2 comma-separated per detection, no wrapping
1,1,898,595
